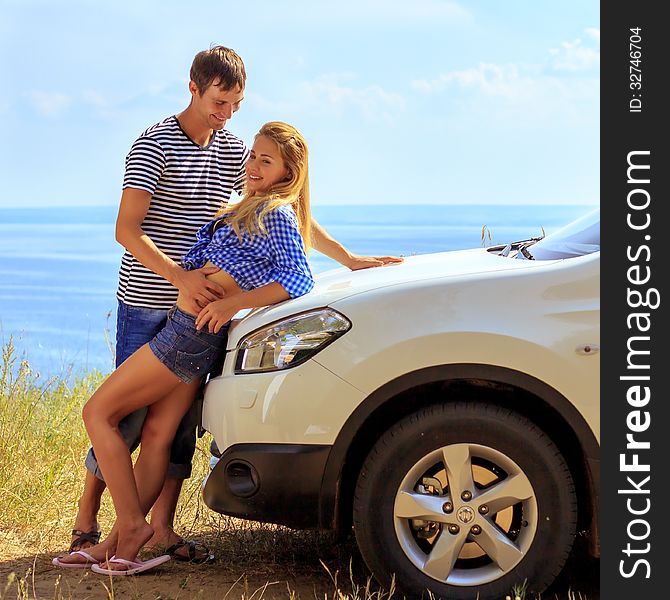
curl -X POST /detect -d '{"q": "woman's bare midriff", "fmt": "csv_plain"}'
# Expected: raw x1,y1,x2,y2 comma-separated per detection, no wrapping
176,260,243,315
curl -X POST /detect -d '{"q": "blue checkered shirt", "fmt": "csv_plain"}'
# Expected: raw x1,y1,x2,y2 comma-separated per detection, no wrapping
181,204,314,298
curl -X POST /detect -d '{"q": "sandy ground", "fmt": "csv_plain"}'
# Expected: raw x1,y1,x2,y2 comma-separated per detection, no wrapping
1,555,340,600
0,530,600,600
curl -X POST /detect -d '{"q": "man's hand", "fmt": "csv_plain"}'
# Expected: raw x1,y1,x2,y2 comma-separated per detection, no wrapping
345,254,404,271
173,266,225,313
196,296,241,333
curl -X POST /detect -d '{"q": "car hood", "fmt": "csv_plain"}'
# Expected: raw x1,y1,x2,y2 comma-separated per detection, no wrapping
225,247,558,348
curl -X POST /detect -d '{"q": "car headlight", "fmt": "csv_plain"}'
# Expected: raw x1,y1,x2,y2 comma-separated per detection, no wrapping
235,308,351,373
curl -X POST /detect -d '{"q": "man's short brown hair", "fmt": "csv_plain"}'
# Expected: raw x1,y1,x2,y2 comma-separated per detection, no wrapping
190,46,246,93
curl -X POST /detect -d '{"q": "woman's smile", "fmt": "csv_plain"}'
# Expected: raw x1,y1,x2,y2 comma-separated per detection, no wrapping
245,134,288,193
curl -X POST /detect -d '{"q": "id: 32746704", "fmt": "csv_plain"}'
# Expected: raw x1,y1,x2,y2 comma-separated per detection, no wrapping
629,27,643,113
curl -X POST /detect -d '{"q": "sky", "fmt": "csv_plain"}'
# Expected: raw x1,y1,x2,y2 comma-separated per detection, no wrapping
0,0,599,208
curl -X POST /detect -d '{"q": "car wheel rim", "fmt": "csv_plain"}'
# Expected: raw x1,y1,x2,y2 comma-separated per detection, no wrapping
393,443,538,587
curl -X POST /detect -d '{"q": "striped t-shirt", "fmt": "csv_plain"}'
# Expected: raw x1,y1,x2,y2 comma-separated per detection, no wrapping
116,116,249,309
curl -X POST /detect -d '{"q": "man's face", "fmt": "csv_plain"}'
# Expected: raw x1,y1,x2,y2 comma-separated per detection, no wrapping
190,78,244,131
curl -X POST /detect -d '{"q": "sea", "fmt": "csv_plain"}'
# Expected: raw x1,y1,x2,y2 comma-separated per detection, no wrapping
0,204,593,380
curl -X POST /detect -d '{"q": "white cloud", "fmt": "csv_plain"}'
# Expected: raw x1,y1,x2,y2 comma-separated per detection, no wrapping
80,80,187,119
411,61,597,126
27,91,71,117
301,75,405,118
81,89,120,119
412,63,527,98
411,29,600,123
251,74,405,120
83,89,107,108
585,28,600,43
413,28,600,97
549,29,600,71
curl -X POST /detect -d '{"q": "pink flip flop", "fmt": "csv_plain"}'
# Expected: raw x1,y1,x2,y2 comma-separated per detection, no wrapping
90,554,171,576
52,550,100,569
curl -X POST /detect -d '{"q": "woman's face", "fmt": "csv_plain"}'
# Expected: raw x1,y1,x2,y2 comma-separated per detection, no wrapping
245,135,288,193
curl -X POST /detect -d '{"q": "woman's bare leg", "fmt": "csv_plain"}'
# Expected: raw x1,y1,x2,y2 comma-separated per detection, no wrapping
79,344,184,564
113,380,200,562
57,391,201,566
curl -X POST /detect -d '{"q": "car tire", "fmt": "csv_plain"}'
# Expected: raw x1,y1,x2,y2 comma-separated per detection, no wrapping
353,402,577,600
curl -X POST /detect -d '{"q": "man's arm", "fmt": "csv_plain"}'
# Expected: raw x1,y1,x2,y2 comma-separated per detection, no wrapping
115,188,224,312
310,217,403,270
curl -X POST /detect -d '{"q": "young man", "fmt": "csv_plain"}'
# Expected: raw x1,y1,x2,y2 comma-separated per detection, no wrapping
69,45,401,562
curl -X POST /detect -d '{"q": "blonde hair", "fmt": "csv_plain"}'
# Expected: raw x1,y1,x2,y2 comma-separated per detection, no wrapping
218,121,312,252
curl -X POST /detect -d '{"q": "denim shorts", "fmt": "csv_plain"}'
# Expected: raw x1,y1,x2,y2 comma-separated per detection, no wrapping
149,305,229,383
86,301,204,480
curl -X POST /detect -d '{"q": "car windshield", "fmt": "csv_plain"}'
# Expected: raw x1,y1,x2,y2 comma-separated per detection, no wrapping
514,207,600,260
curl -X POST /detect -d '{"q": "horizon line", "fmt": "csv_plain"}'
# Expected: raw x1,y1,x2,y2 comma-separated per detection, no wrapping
0,201,600,210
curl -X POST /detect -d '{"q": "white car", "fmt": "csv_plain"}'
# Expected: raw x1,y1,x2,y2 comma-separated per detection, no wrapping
201,208,600,600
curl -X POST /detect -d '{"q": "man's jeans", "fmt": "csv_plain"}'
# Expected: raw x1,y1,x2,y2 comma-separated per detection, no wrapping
84,300,199,480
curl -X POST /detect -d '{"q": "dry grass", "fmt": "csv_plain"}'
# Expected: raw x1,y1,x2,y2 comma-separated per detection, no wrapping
0,339,376,598
0,340,595,599
0,340,109,550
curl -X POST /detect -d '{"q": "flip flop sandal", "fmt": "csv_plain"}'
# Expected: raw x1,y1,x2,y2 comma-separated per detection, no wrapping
68,528,101,553
165,540,216,564
91,555,171,576
52,550,100,569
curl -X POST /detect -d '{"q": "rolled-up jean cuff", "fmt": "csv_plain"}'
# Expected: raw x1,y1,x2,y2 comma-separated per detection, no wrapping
84,447,105,481
85,447,192,481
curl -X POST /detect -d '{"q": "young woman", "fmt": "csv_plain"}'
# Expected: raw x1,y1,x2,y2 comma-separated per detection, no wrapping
53,121,314,575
